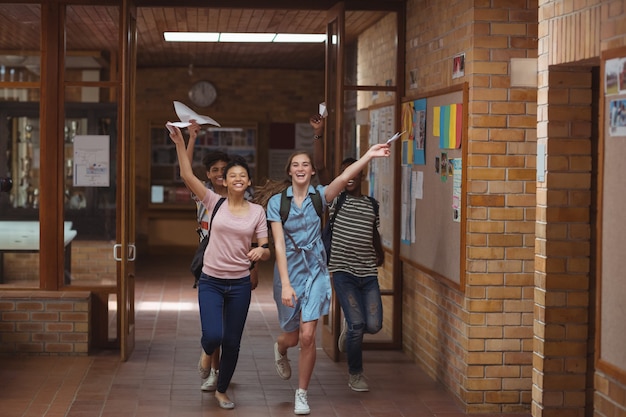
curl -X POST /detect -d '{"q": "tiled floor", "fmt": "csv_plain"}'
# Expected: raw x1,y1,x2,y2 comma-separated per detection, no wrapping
1,254,531,417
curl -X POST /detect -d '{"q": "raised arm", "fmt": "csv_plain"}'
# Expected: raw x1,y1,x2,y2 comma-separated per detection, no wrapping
168,124,208,200
310,114,331,185
323,142,391,203
184,120,201,164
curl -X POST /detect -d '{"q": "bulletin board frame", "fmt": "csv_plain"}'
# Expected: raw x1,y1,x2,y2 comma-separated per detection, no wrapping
399,84,468,289
596,46,626,385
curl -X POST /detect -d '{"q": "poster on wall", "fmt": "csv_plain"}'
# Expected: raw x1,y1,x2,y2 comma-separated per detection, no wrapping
605,57,626,95
452,158,462,222
73,135,110,187
452,53,465,79
609,98,626,136
605,54,626,136
369,105,395,249
432,104,463,149
400,99,427,165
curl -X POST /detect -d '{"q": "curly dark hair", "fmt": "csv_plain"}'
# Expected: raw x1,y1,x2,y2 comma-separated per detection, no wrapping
224,155,252,180
202,151,230,171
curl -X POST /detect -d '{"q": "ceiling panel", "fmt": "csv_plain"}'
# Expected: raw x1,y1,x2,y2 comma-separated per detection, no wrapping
0,5,390,71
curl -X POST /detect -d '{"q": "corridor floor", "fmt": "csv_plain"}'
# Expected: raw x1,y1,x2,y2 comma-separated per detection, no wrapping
0,253,531,417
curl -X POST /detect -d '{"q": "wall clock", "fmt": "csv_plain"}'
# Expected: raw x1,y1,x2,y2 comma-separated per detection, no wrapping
188,80,217,107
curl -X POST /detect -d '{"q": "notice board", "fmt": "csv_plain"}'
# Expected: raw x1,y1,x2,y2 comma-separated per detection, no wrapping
598,48,626,377
399,87,466,286
368,104,395,250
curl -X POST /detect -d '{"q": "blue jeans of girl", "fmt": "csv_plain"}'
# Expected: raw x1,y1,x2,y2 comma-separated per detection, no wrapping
332,271,382,375
198,274,251,393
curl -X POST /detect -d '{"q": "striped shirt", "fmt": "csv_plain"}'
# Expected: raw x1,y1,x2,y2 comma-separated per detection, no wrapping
328,194,380,277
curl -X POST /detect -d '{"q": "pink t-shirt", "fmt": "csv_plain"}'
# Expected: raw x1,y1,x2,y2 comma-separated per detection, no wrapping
201,191,268,279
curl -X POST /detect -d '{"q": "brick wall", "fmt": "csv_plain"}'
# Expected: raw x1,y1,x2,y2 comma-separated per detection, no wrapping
395,1,538,413
2,241,116,285
0,291,90,355
463,0,538,412
538,1,626,417
535,66,594,417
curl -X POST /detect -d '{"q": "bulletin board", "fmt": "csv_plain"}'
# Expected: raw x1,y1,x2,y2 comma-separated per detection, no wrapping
598,48,626,381
399,87,466,286
368,104,395,250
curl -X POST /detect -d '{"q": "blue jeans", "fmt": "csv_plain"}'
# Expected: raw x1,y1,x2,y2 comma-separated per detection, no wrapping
198,274,251,393
332,271,382,375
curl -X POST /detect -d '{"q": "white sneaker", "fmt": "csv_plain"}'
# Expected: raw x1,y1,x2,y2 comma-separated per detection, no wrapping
200,368,218,391
274,342,291,380
294,388,310,415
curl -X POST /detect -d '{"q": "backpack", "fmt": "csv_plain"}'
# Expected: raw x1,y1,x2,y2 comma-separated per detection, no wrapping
190,197,225,288
279,187,323,224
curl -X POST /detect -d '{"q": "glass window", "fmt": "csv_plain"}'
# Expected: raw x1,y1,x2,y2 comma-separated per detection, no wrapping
0,4,41,288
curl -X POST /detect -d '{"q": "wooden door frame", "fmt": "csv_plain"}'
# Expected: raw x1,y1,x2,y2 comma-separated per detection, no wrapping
321,2,406,361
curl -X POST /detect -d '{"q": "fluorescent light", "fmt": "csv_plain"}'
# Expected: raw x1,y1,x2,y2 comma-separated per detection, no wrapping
274,33,326,43
164,32,219,42
219,33,276,42
207,127,244,132
163,32,327,43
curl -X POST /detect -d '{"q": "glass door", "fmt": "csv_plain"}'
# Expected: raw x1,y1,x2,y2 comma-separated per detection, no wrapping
119,1,137,361
61,2,135,358
321,2,345,361
321,2,404,360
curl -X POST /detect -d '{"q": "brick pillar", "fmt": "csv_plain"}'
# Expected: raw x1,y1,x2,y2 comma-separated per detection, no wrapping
534,67,593,417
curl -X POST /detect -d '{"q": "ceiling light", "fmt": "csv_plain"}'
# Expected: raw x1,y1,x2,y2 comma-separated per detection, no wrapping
163,32,326,43
164,32,219,42
273,34,326,43
219,33,276,42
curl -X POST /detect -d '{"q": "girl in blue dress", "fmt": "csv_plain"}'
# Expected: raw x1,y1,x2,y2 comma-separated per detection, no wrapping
255,142,390,415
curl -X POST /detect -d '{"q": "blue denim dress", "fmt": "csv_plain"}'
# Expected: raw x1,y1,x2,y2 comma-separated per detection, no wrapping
267,185,331,332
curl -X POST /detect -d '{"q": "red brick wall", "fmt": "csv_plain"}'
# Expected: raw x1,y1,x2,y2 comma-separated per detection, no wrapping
0,291,90,355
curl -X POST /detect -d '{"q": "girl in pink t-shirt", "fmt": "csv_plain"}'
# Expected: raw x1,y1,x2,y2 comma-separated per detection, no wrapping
169,124,270,410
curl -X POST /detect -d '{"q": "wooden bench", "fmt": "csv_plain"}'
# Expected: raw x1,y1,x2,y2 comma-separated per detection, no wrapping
0,221,77,284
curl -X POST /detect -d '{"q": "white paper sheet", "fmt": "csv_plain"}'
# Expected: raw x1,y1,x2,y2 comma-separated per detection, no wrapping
165,101,221,132
385,130,406,144
319,102,328,118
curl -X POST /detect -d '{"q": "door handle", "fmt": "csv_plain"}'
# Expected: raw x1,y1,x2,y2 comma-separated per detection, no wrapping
128,244,136,261
113,244,122,261
113,244,137,261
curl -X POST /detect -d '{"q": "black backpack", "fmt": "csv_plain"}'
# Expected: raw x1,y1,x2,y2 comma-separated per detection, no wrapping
190,197,225,288
279,187,323,224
